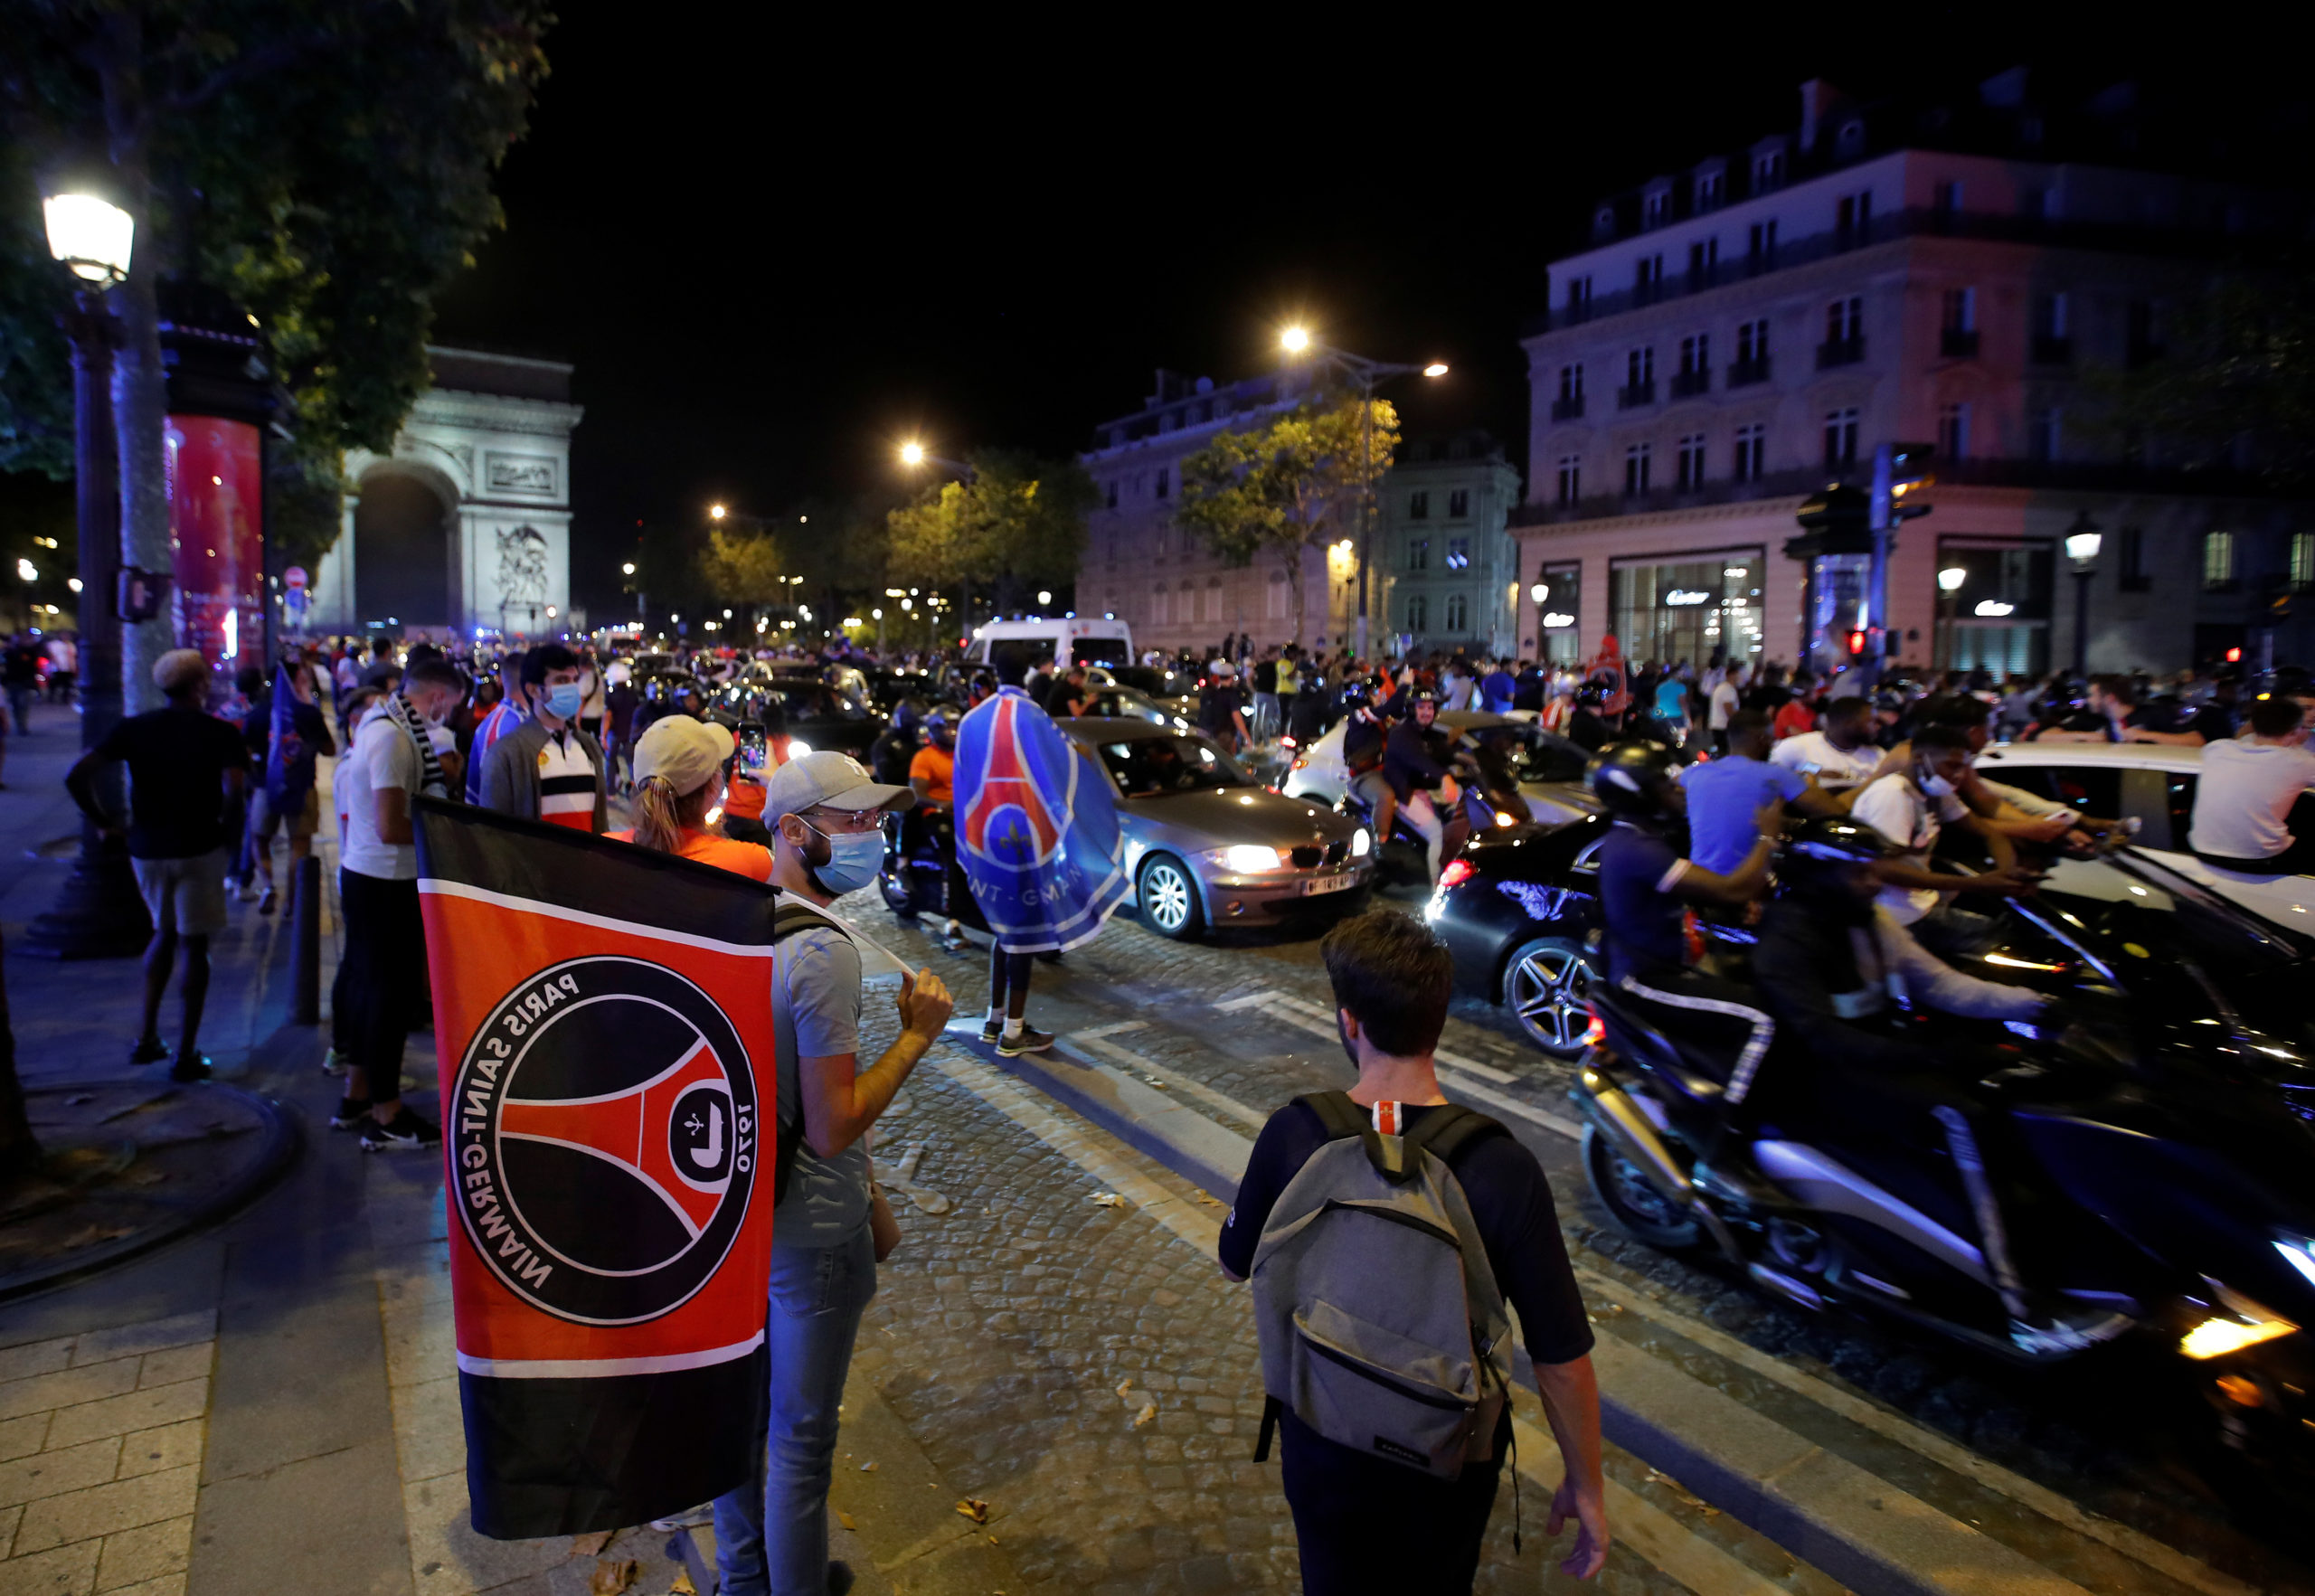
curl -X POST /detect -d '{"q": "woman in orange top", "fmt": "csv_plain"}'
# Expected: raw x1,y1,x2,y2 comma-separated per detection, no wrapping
608,714,772,881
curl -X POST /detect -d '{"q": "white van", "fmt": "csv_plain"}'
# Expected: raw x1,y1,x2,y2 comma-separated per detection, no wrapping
963,617,1136,672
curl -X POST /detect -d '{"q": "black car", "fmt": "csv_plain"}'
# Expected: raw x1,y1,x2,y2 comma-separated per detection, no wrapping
1425,813,1611,1057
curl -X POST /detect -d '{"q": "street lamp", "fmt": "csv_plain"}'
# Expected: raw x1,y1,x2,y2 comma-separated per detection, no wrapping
621,562,636,576
2064,513,2102,675
709,503,728,522
24,177,144,957
1280,325,1450,658
1037,590,1053,606
1937,565,1967,670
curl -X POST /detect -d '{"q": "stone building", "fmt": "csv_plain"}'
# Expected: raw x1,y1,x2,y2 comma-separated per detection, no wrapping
1375,433,1525,658
1514,71,2311,678
307,346,581,639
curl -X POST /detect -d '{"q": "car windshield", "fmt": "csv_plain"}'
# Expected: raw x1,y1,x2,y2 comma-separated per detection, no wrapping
1072,635,1131,667
1460,722,1589,785
1097,733,1251,795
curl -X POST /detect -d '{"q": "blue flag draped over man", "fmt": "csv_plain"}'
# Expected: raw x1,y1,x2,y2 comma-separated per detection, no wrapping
953,681,1126,951
263,659,319,816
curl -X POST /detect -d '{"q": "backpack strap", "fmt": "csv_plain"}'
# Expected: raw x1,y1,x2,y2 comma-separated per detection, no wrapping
1403,1105,1509,1169
769,900,848,1204
773,900,843,941
1298,1091,1365,1141
1295,1091,1416,1184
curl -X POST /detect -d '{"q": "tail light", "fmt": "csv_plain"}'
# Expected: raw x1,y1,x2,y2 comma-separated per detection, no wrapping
1280,734,1297,750
1583,1009,1606,1048
1438,859,1476,891
1290,757,1309,770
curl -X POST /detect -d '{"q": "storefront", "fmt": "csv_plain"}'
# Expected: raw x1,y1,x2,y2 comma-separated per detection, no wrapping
1935,536,2053,677
1609,546,1766,667
1535,562,1582,665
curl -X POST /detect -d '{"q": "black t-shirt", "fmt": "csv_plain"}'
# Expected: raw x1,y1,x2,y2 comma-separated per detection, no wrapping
1198,681,1244,733
1218,1098,1595,1368
95,705,250,859
3,644,43,686
1043,678,1087,718
1252,658,1278,694
1598,823,1687,980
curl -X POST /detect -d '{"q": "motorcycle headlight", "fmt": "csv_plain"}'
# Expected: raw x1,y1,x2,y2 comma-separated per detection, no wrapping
2182,1275,2300,1359
1213,845,1288,874
1351,828,1372,858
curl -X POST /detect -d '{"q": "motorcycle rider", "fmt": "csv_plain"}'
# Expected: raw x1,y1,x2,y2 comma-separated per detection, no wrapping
1848,724,2043,954
908,711,969,953
1340,685,1398,843
1750,816,2122,1355
1384,689,1469,884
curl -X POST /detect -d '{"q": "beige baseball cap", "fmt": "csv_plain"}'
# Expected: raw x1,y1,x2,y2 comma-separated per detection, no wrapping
153,648,209,693
762,751,913,824
631,714,734,795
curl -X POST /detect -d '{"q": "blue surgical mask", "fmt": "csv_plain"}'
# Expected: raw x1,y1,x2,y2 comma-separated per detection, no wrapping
803,819,883,894
543,683,583,721
1920,770,1957,799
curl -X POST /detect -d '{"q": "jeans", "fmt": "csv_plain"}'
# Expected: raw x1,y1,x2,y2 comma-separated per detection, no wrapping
1252,691,1280,741
713,1227,878,1596
338,869,422,1102
1280,1408,1504,1595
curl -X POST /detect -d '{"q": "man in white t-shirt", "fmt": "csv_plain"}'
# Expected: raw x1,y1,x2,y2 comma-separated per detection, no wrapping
2187,695,2315,872
1707,664,1745,753
334,658,463,1152
1770,694,1885,790
1848,724,2037,940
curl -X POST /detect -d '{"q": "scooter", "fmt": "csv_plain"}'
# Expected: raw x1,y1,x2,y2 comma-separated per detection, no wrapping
876,807,987,934
1333,779,1498,889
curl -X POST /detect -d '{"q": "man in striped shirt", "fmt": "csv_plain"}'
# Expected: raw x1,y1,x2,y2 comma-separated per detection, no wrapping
477,643,609,833
464,650,526,803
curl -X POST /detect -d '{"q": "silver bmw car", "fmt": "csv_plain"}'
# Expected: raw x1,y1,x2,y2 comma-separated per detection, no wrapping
1057,717,1374,940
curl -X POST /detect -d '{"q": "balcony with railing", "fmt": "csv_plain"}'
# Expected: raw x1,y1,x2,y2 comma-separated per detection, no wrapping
1940,328,1982,359
1815,335,1866,369
1726,354,1772,388
1616,379,1657,410
1669,368,1712,399
1551,393,1586,420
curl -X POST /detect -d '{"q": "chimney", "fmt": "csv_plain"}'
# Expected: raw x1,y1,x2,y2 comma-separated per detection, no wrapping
1799,79,1843,151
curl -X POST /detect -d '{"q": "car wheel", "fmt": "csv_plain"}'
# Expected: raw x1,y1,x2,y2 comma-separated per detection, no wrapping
1502,937,1597,1057
1583,1125,1701,1250
1137,854,1205,940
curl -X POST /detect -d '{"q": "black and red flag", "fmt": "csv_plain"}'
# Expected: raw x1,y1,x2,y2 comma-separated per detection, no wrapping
414,798,780,1539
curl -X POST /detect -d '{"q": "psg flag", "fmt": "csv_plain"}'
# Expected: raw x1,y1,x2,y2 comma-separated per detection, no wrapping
413,798,780,1540
953,685,1127,952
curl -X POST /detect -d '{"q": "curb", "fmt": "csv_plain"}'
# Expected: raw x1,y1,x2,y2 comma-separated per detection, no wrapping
0,1077,303,1306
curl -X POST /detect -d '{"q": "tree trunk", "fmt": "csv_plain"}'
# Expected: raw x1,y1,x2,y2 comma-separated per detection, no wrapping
104,13,174,714
1283,547,1306,649
0,930,38,1184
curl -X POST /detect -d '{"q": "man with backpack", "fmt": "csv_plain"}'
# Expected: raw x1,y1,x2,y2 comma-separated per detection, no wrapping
1219,911,1608,1590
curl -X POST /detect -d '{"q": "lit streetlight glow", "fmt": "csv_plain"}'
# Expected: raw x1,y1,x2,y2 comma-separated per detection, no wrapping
709,504,727,521
1530,582,1550,604
1938,566,1968,592
1037,590,1053,605
1280,326,1311,354
43,193,134,286
621,562,636,576
900,441,926,467
1423,363,1450,378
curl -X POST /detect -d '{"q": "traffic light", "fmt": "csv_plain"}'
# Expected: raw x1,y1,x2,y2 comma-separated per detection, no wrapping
1787,484,1872,559
1869,442,1936,533
1847,628,1868,656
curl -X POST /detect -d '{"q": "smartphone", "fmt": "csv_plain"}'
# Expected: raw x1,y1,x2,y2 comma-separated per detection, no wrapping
736,723,769,777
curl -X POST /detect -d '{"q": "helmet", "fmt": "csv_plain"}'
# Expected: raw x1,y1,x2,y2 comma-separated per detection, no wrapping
1575,682,1614,709
1780,816,1891,907
1406,688,1439,714
1337,683,1374,715
1586,741,1682,820
922,709,951,734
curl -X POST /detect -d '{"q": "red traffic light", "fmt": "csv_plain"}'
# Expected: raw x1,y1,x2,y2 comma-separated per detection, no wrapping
1847,629,1868,656
2226,647,2244,663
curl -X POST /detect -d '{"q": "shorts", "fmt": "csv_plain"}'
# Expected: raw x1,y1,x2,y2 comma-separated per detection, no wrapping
252,786,321,840
132,848,230,938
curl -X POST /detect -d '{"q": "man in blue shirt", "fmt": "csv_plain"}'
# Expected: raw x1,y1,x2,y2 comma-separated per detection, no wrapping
1480,657,1518,713
1679,710,1838,874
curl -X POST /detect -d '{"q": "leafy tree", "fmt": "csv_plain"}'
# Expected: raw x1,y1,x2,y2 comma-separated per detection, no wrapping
2,0,552,702
1173,398,1398,647
884,449,1094,625
700,525,789,626
2089,261,2315,484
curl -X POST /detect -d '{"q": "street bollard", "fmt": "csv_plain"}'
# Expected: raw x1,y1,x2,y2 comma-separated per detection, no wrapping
293,853,322,1025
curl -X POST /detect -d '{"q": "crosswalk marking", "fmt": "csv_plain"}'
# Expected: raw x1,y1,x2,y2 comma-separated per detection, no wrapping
1057,1033,1271,1132
1217,987,1521,1082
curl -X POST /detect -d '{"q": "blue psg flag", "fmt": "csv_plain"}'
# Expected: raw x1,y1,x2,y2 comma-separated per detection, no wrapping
414,798,781,1539
262,661,315,813
953,685,1128,952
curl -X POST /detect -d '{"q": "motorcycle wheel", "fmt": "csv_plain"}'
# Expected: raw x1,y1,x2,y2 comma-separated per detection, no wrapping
878,873,916,918
1137,854,1205,941
1583,1124,1702,1250
1502,937,1597,1057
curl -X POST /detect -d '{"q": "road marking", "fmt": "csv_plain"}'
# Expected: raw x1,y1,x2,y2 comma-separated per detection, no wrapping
1076,1020,1149,1041
1573,1266,2260,1596
1217,987,1519,1082
1057,1034,1271,1132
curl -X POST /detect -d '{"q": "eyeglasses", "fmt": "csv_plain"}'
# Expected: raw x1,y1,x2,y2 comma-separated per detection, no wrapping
801,807,886,834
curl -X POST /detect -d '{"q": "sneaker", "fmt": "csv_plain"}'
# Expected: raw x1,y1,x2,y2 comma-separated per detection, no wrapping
361,1108,443,1152
257,886,277,916
647,1504,714,1531
322,1047,352,1077
130,1036,170,1065
330,1099,374,1131
941,924,969,954
980,1019,1002,1045
168,1054,213,1082
997,1025,1055,1058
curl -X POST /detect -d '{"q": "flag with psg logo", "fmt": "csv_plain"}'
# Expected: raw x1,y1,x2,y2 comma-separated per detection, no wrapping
413,798,781,1539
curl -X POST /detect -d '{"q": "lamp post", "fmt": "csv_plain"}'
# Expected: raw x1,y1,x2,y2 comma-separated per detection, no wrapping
2064,513,2102,676
1278,327,1447,660
22,181,148,958
1937,565,1967,671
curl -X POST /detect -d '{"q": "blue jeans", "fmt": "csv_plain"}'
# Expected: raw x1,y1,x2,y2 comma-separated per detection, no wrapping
713,1226,877,1596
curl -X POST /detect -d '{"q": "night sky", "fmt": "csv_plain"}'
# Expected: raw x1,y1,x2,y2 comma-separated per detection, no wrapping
424,25,2197,615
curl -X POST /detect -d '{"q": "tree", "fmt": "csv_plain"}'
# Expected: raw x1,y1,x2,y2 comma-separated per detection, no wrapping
700,525,789,633
2,0,553,698
1173,397,1399,647
2089,260,2315,485
884,449,1095,630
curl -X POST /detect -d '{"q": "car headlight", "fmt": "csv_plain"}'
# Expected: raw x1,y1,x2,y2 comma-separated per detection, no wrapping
1212,845,1288,874
2181,1274,2300,1359
1350,827,1372,857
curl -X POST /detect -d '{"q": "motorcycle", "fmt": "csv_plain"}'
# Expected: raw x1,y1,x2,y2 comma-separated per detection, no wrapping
1568,848,2315,1478
876,806,987,934
1334,776,1502,888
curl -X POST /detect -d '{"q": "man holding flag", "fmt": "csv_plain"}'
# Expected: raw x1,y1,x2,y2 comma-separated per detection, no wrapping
247,650,335,914
952,649,1128,1054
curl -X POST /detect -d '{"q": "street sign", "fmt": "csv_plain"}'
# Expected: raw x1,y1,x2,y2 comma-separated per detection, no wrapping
283,565,307,591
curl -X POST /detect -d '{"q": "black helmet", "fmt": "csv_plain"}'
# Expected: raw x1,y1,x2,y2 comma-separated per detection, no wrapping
1575,682,1613,709
1338,683,1375,714
1586,741,1682,820
1406,688,1440,715
1780,816,1890,900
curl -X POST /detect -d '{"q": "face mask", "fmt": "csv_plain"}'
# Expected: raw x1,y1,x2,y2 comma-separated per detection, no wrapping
542,682,584,721
802,818,883,895
1919,770,1956,799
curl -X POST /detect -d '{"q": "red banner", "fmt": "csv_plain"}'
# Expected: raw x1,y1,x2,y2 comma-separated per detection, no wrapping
164,416,265,672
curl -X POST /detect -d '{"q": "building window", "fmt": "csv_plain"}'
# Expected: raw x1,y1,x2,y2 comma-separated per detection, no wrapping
1408,490,1429,521
2293,532,2315,590
1407,538,1431,571
1448,488,1469,519
1446,537,1470,570
1836,189,1872,247
1677,433,1706,489
1154,467,1170,499
1933,179,1962,219
1732,424,1766,483
1827,296,1863,343
1678,333,1708,374
1635,252,1665,298
1687,237,1718,287
1556,454,1582,505
1941,288,1980,357
1753,149,1783,191
1565,275,1593,318
2031,292,2072,364
1747,218,1778,269
1407,593,1429,632
2119,526,2148,591
1623,443,1652,497
1106,480,1119,510
2027,407,2061,462
1937,402,1970,459
1696,170,1723,211
1822,408,1860,470
1642,191,1668,229
1559,364,1584,401
1731,318,1770,385
1152,584,1171,626
2202,531,2236,590
1627,346,1655,386
1444,592,1469,632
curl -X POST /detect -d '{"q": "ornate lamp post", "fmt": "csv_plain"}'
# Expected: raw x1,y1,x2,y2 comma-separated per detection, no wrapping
1937,564,1967,671
22,180,148,958
2065,514,2102,676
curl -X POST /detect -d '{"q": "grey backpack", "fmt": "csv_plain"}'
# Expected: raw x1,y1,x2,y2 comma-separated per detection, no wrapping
1249,1092,1516,1481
